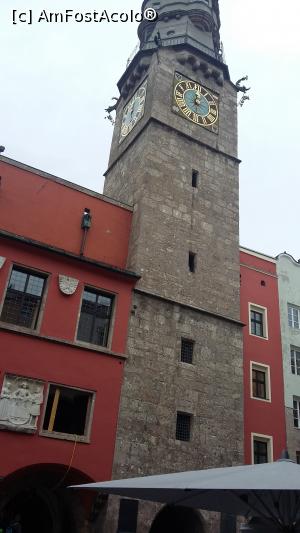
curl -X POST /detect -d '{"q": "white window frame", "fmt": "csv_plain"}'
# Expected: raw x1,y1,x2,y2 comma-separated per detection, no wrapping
248,303,268,340
291,347,300,376
293,397,300,429
250,361,271,403
288,305,300,330
251,433,273,464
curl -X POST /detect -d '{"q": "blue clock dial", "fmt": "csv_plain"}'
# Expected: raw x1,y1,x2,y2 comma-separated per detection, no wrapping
173,75,219,132
184,89,209,116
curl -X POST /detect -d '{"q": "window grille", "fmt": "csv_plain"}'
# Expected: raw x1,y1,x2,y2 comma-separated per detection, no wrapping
0,267,46,329
77,288,114,347
176,412,191,441
181,339,194,364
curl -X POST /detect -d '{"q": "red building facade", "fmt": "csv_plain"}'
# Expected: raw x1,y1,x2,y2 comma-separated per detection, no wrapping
240,247,286,464
0,157,138,532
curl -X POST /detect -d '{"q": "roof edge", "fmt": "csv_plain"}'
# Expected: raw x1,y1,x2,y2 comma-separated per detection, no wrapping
240,246,277,264
0,229,140,281
0,155,133,212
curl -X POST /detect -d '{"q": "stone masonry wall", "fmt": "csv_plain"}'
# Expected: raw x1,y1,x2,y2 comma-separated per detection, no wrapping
114,292,243,480
103,45,243,532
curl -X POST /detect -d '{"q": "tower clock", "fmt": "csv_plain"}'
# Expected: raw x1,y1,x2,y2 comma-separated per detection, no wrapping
173,72,219,133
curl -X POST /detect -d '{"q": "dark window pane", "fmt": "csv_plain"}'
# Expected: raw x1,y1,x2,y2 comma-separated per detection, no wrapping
176,412,191,441
252,369,267,399
254,440,268,464
251,310,264,337
0,267,45,329
181,339,194,364
192,170,199,188
77,288,114,347
189,252,196,273
294,399,300,428
43,385,91,436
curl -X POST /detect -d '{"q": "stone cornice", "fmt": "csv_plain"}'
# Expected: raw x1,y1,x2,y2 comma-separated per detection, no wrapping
134,287,244,327
105,116,241,177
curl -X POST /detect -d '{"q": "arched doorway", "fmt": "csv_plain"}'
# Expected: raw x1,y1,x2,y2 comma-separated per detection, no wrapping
149,505,204,533
0,464,93,533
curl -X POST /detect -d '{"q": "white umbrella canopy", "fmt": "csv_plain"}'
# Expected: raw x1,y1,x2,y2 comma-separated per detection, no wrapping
71,459,300,532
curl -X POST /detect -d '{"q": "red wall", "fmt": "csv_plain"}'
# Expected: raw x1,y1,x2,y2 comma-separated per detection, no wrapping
0,330,123,482
240,250,286,463
0,158,132,269
0,188,135,483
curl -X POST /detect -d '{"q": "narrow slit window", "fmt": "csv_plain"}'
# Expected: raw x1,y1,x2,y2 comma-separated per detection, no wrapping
189,252,196,273
192,170,199,188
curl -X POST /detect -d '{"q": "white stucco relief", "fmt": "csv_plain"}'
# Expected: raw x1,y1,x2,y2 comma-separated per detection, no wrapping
58,275,79,295
0,257,6,269
0,375,44,432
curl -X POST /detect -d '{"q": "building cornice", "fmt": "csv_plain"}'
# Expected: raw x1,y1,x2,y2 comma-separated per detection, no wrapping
134,287,244,327
240,263,277,279
0,229,140,281
276,252,300,266
0,322,128,361
0,155,133,212
240,246,276,264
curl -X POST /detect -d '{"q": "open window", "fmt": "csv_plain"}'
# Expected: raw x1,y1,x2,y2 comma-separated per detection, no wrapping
42,384,94,442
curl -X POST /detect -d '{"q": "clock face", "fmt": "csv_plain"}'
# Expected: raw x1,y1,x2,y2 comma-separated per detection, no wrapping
120,79,147,142
173,73,219,133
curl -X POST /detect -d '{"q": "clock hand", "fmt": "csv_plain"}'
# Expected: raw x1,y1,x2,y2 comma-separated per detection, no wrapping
194,90,202,106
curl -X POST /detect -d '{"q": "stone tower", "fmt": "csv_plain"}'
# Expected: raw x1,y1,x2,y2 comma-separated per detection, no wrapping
104,1,244,530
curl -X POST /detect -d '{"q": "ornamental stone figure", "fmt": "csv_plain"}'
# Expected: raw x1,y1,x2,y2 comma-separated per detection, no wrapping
0,375,44,432
0,381,12,421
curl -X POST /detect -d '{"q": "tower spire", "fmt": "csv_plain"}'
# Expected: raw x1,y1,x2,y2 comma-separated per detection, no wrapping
139,0,222,61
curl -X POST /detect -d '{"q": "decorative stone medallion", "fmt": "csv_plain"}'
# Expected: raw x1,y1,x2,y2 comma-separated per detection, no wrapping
58,275,79,296
0,375,44,432
0,257,6,269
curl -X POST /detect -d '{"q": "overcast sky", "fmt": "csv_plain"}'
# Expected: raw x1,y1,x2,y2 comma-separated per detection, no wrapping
1,0,299,259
